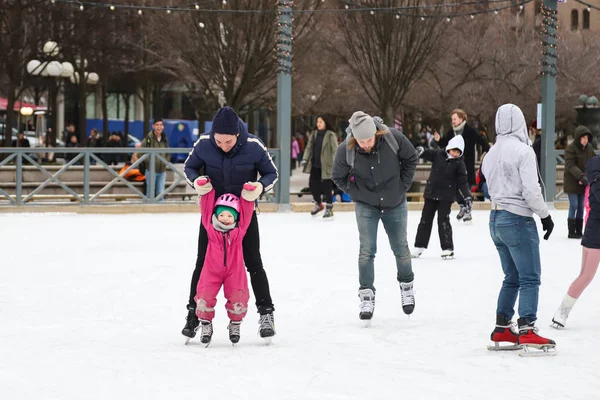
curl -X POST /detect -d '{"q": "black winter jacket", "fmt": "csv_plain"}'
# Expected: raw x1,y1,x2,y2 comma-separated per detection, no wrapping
436,123,489,185
421,149,470,202
332,129,418,210
583,156,600,249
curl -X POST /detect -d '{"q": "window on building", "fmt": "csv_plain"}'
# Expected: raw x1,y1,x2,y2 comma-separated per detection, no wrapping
583,9,590,29
571,9,579,30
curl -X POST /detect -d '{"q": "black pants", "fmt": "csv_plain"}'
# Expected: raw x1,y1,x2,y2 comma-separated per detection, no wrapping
414,198,454,251
309,168,333,204
188,211,274,314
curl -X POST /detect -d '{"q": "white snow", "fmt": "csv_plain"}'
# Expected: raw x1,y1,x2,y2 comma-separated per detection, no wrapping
1,209,599,399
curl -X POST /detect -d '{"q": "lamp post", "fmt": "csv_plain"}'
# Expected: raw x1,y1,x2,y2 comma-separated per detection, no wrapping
26,41,75,147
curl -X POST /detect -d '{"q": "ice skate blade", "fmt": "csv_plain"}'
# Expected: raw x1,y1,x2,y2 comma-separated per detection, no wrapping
441,255,454,260
322,217,335,222
184,338,191,345
264,337,272,346
487,343,521,351
518,344,557,357
550,320,565,330
362,319,372,328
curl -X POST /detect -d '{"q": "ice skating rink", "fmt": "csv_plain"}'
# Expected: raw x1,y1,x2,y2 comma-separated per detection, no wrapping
1,210,599,399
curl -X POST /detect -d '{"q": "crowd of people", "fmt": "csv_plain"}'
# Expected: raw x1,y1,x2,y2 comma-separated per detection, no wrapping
179,103,599,356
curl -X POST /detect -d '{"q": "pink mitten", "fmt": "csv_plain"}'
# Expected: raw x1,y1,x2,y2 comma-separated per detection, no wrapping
194,176,212,196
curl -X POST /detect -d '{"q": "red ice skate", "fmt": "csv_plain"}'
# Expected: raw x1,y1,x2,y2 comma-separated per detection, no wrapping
517,318,556,357
488,314,520,351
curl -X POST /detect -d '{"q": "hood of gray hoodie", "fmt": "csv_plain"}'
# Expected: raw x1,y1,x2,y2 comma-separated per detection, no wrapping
495,103,530,145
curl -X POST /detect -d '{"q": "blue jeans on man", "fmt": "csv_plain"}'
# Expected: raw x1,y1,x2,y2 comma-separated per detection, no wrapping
567,193,585,219
489,210,541,324
355,201,414,291
146,171,166,201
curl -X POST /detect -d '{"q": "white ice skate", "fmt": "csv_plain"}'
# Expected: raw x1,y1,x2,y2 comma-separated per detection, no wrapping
399,281,415,316
441,249,454,259
358,288,375,327
411,247,425,258
551,294,577,330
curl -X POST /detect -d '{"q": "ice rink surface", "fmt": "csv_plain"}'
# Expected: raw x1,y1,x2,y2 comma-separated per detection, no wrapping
1,209,599,399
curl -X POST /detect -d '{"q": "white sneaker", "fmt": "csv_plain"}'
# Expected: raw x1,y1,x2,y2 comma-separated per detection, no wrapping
411,247,425,258
551,294,577,329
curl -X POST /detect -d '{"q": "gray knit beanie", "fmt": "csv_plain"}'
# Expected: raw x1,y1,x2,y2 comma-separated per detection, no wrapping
349,111,376,140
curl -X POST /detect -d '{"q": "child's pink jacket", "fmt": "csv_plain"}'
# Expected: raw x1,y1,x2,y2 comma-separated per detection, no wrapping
194,189,253,322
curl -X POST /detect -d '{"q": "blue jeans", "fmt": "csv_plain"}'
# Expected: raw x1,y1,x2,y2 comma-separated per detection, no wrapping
482,183,490,200
567,193,585,219
355,201,414,291
146,171,166,201
489,210,541,324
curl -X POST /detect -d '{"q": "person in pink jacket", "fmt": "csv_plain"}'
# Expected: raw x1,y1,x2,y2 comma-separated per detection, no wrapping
192,177,257,346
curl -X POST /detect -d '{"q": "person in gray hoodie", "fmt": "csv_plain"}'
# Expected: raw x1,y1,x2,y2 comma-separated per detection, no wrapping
482,104,556,352
332,111,418,323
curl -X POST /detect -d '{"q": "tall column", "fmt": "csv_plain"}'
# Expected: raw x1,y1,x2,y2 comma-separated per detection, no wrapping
57,88,65,142
276,0,293,209
540,0,558,203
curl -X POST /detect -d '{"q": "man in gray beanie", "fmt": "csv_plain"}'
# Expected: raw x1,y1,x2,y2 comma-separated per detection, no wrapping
332,111,418,325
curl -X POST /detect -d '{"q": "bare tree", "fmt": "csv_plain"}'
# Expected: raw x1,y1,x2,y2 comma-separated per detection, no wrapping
0,0,49,146
333,0,446,123
159,0,323,117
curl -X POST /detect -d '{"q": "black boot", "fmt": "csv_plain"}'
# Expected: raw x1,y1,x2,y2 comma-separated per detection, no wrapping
568,219,578,239
323,203,334,219
575,219,584,239
182,305,200,338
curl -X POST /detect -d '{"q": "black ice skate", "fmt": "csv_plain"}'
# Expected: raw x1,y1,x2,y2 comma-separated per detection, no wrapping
462,211,472,223
258,312,276,345
310,202,324,216
399,281,415,315
456,205,467,220
323,204,334,220
182,305,200,344
199,320,213,347
441,249,454,260
228,321,241,345
358,288,375,326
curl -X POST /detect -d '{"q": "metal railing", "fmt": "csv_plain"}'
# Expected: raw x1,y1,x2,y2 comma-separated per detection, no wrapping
0,147,281,205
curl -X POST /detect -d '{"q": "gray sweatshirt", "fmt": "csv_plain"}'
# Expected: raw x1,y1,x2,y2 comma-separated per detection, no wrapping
481,104,549,219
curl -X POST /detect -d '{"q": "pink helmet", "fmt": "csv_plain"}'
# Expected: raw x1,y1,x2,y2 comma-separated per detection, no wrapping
215,193,240,213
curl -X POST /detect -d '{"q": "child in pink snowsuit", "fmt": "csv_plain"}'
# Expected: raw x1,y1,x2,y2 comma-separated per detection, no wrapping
193,178,255,345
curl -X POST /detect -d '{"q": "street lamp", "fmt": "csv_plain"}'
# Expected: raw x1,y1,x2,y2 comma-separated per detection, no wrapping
27,41,76,147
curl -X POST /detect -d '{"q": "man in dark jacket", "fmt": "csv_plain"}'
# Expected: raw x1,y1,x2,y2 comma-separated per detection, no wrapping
183,106,279,340
12,131,30,148
434,109,490,221
332,111,418,323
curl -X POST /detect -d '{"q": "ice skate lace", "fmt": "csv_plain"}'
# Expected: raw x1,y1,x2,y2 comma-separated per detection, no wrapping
401,286,415,306
360,300,374,313
229,322,241,336
259,314,275,331
201,321,213,336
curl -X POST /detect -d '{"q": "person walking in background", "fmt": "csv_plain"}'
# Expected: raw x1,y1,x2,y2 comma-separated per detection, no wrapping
564,125,596,239
482,104,556,354
332,111,418,324
141,119,169,201
411,136,472,260
434,109,490,222
301,116,338,219
12,131,30,148
183,106,278,341
552,155,600,329
291,135,299,175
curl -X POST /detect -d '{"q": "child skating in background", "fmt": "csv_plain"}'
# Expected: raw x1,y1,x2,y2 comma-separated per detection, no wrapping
193,177,256,346
412,136,472,259
552,156,600,329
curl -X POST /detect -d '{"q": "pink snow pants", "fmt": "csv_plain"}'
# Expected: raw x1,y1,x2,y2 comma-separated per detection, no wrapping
567,247,600,299
196,264,249,322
